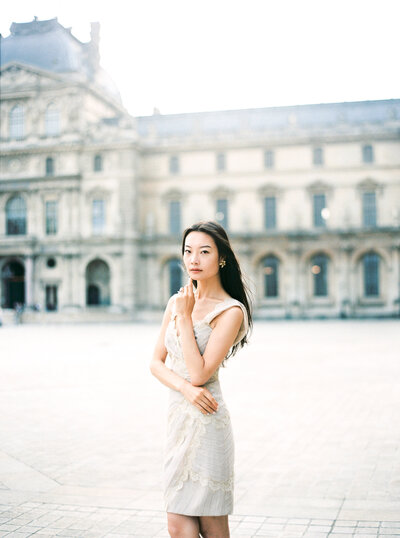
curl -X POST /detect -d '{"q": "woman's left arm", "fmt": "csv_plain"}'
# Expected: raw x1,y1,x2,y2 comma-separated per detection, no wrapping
176,279,243,386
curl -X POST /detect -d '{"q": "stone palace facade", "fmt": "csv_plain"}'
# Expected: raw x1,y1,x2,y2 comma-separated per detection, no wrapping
1,18,400,321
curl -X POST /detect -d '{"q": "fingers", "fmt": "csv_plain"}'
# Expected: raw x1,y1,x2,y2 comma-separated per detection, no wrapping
197,392,218,414
184,277,192,296
203,390,219,411
197,399,217,415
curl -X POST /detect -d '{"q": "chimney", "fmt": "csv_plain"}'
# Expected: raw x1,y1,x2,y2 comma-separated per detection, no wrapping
87,22,100,77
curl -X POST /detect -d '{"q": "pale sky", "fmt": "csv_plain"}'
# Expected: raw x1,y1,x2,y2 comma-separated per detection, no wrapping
1,0,399,117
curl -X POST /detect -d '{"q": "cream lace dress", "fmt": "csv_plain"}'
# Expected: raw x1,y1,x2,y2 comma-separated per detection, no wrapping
163,296,249,516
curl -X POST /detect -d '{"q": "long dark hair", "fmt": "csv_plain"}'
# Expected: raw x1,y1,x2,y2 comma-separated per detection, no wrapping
181,221,253,358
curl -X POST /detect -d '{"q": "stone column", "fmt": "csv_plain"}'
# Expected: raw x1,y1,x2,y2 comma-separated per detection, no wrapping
25,255,34,308
339,244,354,318
287,245,302,318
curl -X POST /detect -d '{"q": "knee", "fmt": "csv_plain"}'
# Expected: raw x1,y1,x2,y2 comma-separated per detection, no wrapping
167,517,188,538
167,519,179,537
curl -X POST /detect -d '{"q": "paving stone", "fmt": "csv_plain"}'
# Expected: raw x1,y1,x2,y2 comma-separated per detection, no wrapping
1,322,399,535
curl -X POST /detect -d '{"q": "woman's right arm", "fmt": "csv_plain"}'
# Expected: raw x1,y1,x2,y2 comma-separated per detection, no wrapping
149,295,219,415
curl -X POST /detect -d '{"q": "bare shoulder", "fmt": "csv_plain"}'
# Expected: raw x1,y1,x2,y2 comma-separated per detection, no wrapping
164,293,177,315
221,304,244,322
212,304,243,329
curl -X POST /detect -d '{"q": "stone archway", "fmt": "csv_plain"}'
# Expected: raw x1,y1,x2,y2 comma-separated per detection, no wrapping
1,261,25,308
85,259,111,306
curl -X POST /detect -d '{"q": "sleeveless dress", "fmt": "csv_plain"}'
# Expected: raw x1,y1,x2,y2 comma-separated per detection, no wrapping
163,296,249,516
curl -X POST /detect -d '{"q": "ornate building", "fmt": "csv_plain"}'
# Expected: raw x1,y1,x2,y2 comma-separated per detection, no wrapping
1,18,400,321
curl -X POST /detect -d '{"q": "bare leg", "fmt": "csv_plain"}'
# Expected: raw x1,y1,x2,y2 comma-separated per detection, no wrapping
199,515,230,538
167,512,200,538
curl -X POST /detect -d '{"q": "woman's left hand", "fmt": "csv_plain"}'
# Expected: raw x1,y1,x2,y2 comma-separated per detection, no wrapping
175,277,195,319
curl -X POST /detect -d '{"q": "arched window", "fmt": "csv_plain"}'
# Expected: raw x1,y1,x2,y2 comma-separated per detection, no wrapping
9,105,24,139
45,157,54,176
86,259,111,306
94,154,102,172
262,255,279,297
363,252,379,296
45,104,60,136
6,196,27,235
311,253,328,296
168,259,182,296
1,261,25,308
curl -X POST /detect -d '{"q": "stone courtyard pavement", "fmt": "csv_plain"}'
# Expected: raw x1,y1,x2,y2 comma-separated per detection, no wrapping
0,320,399,537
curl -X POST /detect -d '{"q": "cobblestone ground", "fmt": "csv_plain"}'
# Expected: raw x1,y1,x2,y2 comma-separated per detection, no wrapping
0,320,399,537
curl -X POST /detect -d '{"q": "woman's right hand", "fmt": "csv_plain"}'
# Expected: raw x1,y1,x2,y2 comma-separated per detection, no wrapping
179,381,219,415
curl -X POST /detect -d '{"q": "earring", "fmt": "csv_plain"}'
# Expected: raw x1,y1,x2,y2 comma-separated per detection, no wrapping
219,259,226,268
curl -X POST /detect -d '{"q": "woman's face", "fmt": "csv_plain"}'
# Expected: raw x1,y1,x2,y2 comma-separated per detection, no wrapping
183,231,221,281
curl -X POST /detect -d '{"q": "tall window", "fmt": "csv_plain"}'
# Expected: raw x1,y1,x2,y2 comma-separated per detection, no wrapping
45,201,58,235
169,155,180,174
313,193,327,227
9,105,24,139
313,147,324,166
94,154,102,172
264,196,276,229
45,104,60,136
311,254,328,296
169,259,182,296
46,157,54,176
216,199,228,229
363,253,379,296
6,196,27,235
362,191,377,227
45,285,58,311
262,256,279,297
216,152,226,172
92,199,105,234
169,200,181,235
362,145,374,163
264,150,274,169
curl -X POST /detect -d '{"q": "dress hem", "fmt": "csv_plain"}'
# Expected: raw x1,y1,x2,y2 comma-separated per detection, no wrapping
165,508,232,517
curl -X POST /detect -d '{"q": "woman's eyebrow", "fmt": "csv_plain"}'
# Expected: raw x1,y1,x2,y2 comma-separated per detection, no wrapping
185,244,212,248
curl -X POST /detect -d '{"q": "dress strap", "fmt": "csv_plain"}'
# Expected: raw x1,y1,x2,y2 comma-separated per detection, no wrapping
204,298,249,346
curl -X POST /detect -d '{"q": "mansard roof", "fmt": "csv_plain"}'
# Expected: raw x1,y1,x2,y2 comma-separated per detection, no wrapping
136,99,400,141
0,17,121,103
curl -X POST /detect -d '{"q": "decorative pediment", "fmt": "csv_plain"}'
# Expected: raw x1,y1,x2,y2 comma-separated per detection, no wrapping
356,177,381,191
85,187,111,201
209,186,233,199
163,188,183,201
258,183,281,197
0,62,73,94
306,179,332,194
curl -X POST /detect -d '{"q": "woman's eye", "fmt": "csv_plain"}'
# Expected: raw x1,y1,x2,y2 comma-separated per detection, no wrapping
201,251,209,254
184,250,191,254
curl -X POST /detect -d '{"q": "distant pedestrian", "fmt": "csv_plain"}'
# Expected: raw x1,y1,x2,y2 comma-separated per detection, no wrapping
150,221,253,538
14,302,23,324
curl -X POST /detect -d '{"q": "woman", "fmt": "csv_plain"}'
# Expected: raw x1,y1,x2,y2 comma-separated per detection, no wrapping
150,221,252,538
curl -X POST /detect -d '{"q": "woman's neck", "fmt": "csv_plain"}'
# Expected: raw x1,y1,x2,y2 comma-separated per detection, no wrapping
194,274,226,301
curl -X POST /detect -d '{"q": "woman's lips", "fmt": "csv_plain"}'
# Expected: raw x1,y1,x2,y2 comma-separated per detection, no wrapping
190,269,202,272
